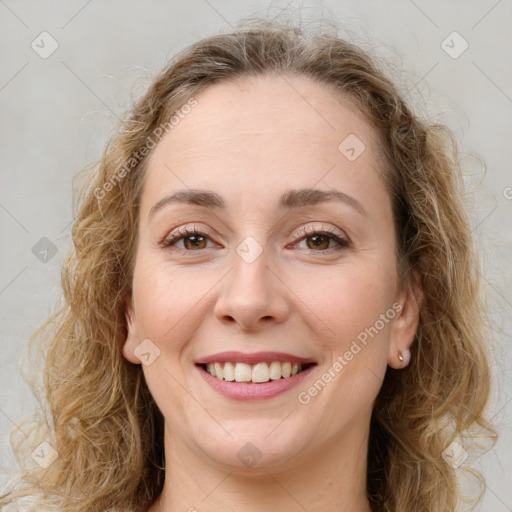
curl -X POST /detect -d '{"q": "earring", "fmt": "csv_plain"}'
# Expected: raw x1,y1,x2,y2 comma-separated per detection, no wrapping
398,349,411,366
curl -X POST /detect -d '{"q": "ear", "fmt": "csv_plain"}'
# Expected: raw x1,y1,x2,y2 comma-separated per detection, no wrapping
387,271,423,369
122,294,141,364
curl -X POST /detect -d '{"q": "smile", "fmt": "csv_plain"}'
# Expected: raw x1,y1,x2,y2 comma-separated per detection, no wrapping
195,351,317,400
202,361,312,383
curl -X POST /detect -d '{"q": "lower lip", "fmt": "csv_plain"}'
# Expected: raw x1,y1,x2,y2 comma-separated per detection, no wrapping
196,364,316,401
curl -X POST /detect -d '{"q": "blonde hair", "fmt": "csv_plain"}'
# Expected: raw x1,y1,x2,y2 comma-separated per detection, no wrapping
1,18,497,512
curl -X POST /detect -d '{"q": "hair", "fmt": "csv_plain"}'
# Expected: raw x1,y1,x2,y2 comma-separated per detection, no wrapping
1,17,497,512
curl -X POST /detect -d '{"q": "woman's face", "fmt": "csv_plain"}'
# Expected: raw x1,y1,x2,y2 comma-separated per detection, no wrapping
123,74,420,472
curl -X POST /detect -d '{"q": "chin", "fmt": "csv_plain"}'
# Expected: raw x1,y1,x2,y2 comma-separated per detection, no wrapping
189,417,316,473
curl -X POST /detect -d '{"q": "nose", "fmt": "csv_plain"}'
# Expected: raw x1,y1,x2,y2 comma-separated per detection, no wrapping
213,245,290,332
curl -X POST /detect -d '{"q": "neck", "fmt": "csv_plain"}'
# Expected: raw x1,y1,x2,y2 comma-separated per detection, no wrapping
149,425,372,512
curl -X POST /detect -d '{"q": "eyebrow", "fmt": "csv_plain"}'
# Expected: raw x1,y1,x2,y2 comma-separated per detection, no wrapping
148,187,367,219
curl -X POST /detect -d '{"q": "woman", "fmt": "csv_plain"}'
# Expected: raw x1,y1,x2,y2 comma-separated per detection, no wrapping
2,18,496,512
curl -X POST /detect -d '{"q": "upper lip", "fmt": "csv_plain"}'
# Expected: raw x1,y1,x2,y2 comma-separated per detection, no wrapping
196,351,316,365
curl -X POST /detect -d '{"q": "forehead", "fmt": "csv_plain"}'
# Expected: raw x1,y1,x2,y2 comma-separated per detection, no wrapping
141,73,387,213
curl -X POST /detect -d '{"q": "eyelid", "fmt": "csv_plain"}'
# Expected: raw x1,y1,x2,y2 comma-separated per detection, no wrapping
290,223,350,251
161,222,350,253
293,223,349,242
161,224,218,248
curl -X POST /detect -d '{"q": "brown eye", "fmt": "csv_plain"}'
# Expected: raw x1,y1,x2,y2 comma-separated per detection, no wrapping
305,234,331,250
293,225,350,253
162,227,216,252
182,234,208,250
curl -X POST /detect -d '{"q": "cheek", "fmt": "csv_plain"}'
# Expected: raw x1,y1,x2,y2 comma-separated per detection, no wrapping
132,259,222,349
289,259,396,342
131,261,214,418
292,262,396,416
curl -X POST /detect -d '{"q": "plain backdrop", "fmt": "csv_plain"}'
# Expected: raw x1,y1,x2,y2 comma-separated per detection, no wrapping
1,0,511,509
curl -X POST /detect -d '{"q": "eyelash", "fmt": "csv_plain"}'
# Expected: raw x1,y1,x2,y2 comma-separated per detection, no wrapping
161,224,350,255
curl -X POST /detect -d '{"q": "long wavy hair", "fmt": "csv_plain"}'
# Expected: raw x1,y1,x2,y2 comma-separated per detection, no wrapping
1,18,497,512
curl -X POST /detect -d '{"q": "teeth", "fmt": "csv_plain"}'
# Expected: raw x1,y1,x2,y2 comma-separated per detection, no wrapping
234,363,252,382
291,363,301,376
214,362,223,380
269,361,281,380
205,361,306,383
223,361,235,381
252,362,269,383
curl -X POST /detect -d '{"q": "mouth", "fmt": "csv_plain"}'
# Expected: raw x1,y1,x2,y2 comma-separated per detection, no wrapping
195,351,317,387
197,361,316,384
196,359,317,401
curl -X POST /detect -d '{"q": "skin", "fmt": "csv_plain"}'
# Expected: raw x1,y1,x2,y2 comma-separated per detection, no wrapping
122,73,422,512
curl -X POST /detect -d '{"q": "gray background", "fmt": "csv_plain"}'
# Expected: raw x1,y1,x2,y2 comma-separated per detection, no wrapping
1,0,511,509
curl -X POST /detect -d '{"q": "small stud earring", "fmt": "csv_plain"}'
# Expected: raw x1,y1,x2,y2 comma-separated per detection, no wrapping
398,353,404,362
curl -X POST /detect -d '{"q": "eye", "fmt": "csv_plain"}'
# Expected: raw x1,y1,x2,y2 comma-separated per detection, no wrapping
161,226,218,252
161,224,350,254
292,225,350,253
